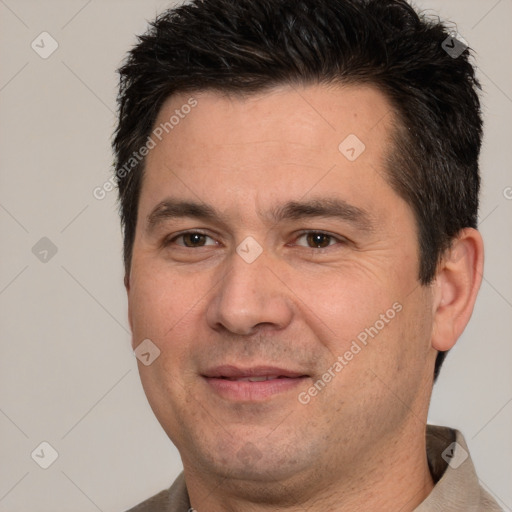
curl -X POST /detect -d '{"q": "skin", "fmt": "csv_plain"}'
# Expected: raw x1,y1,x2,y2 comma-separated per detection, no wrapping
126,84,484,512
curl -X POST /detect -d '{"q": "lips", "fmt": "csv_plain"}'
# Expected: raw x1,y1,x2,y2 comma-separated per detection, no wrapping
224,375,283,382
202,365,309,401
202,365,308,380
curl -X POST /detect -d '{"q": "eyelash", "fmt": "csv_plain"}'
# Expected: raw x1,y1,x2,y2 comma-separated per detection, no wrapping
293,230,348,249
164,231,217,248
164,230,348,250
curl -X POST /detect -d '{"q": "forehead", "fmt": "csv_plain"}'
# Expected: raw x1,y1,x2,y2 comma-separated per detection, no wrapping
140,83,403,223
152,83,394,159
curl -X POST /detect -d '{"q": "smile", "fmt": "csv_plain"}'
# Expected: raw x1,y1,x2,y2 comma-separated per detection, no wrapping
202,366,309,401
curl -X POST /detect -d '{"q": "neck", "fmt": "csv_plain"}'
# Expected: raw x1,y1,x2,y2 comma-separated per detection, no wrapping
184,425,435,512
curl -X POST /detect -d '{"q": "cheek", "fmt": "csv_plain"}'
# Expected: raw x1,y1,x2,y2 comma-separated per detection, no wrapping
290,266,398,347
128,262,196,344
128,261,215,392
304,270,430,388
128,265,201,415
358,292,433,393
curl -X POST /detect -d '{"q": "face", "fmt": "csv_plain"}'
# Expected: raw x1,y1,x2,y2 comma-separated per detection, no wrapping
127,84,438,493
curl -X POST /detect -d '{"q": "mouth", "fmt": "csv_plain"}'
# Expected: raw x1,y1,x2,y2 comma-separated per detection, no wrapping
220,375,295,382
202,365,310,401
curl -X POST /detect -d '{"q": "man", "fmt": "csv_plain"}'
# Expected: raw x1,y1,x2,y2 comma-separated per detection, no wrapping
113,0,501,510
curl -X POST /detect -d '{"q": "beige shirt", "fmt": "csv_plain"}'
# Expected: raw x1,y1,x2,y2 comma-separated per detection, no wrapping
126,425,502,512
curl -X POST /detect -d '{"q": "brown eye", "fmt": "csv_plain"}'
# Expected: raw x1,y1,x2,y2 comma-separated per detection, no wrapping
168,232,216,248
306,232,332,248
182,233,207,247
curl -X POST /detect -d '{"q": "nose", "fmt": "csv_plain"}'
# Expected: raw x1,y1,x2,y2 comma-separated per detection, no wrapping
205,249,294,336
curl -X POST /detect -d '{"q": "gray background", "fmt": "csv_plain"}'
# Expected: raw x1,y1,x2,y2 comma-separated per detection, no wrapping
0,0,511,510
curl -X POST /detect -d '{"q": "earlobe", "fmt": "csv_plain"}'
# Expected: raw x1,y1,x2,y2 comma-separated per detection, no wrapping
431,228,484,352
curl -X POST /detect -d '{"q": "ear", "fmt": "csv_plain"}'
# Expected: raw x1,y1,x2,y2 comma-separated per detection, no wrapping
431,228,484,352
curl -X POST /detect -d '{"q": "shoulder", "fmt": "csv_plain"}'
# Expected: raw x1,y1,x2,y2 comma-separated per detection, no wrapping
422,425,503,512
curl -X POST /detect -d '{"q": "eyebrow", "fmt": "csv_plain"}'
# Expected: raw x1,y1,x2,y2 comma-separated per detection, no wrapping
146,200,226,234
268,199,374,231
145,197,374,234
